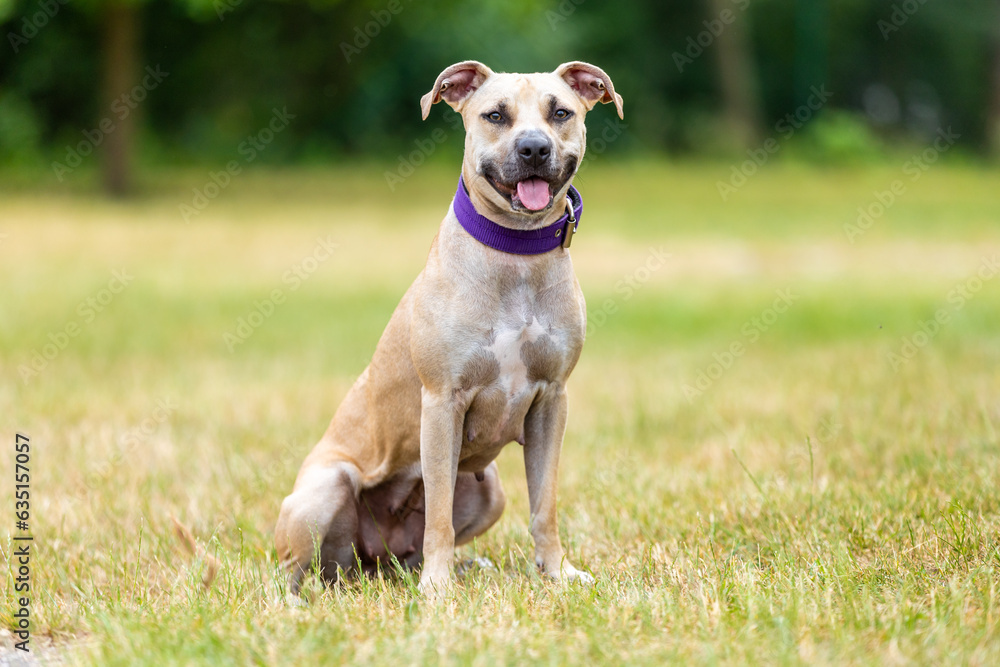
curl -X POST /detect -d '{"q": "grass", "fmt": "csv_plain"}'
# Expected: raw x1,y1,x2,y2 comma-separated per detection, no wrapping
1,161,999,665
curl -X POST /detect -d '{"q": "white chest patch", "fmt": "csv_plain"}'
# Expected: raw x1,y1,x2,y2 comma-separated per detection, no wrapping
487,317,547,397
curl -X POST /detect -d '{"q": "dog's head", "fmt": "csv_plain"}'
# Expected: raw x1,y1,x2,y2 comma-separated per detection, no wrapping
421,61,623,221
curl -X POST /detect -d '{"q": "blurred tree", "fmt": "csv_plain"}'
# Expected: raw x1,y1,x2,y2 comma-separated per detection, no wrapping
100,1,139,196
85,0,250,195
1,0,998,176
794,0,828,108
706,0,763,149
990,0,1000,155
34,0,344,195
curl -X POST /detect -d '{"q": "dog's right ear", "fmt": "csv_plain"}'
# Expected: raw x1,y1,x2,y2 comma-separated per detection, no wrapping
420,61,494,120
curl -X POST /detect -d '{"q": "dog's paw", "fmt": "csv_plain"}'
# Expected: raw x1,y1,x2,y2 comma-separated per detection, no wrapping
561,565,595,586
273,591,308,608
538,559,595,586
285,593,309,608
418,569,455,598
456,557,498,577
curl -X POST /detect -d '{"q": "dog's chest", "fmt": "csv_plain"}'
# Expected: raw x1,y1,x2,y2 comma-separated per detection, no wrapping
459,303,574,456
487,317,550,394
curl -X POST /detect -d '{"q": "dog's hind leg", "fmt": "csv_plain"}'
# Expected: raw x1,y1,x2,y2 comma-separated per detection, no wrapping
453,462,506,546
275,461,361,595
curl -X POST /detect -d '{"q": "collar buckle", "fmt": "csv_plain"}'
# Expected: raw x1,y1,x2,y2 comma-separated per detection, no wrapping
560,195,577,249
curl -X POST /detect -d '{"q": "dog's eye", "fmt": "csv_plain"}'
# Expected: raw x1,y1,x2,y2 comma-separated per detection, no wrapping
486,111,503,123
554,109,572,120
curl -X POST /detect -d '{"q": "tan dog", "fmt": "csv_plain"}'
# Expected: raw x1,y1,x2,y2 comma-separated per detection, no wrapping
275,60,623,595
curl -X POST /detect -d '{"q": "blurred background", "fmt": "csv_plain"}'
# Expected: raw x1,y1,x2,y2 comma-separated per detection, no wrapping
1,0,999,192
2,3,1000,662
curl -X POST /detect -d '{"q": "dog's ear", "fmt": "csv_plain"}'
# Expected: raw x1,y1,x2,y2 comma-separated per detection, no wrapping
554,61,624,119
420,61,494,120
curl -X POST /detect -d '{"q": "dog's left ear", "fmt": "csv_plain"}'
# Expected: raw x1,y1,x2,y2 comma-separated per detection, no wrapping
554,61,624,119
420,61,494,120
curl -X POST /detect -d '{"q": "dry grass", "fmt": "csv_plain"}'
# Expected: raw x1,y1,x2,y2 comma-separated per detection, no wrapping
1,162,999,665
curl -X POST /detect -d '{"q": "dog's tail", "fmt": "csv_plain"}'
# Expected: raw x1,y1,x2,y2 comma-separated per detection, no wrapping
171,515,221,588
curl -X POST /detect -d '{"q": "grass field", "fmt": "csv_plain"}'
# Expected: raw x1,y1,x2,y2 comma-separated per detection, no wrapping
2,161,999,665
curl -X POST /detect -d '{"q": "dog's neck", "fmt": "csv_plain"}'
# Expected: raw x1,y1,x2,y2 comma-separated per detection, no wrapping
453,172,581,256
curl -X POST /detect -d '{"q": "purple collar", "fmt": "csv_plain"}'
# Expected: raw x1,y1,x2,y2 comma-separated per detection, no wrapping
452,176,582,255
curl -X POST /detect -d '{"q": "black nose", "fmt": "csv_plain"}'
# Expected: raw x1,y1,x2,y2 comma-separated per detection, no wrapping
517,134,552,168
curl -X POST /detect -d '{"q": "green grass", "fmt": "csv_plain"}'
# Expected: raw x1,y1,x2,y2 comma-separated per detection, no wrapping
1,162,999,665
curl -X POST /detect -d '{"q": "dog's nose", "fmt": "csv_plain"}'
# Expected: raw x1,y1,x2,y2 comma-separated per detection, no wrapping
517,134,552,168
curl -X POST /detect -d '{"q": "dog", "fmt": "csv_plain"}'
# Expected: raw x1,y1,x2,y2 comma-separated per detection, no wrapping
275,60,623,596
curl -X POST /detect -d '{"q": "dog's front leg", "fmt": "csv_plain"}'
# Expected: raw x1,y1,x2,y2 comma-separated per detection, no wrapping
524,387,594,585
418,388,464,595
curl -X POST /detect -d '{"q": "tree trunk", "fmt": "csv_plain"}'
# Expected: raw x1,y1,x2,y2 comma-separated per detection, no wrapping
989,0,1000,157
101,2,139,197
706,0,764,149
795,0,828,111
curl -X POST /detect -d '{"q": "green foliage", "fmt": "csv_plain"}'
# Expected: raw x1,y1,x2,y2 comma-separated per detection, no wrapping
784,111,888,164
0,0,15,22
0,91,42,163
0,0,997,163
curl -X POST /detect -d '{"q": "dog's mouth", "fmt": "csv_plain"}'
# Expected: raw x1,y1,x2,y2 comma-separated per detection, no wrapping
482,157,578,214
485,175,555,212
486,174,552,211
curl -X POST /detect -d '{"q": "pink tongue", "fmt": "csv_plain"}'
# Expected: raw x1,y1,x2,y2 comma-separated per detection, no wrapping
516,178,551,211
